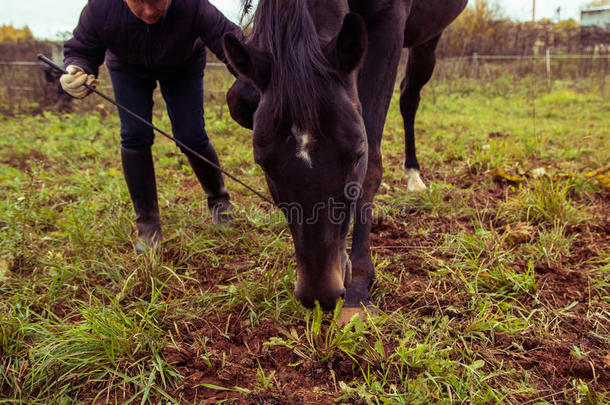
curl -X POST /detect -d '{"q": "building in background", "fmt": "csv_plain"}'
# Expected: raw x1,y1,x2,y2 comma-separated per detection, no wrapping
581,6,610,30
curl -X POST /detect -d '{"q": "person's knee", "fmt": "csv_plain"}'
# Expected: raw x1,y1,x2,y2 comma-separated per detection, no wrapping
121,131,154,150
176,131,210,154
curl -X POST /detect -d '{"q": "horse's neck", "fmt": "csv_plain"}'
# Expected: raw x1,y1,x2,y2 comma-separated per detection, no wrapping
307,0,349,45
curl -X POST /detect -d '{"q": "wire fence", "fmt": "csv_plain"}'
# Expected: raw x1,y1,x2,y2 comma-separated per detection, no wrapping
435,52,609,81
0,58,235,114
0,50,608,114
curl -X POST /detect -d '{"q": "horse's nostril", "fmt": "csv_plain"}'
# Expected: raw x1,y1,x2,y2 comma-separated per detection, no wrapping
295,274,346,310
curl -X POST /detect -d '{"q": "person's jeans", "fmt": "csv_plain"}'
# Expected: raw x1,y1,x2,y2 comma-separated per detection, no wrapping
109,69,209,152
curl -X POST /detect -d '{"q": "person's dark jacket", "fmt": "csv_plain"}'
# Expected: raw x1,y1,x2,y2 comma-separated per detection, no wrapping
64,0,241,79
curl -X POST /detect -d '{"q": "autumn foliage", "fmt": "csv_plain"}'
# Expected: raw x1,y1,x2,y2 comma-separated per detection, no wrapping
0,24,34,43
437,0,608,57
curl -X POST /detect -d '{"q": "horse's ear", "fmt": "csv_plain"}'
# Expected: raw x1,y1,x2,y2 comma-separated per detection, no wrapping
223,34,271,91
332,13,368,75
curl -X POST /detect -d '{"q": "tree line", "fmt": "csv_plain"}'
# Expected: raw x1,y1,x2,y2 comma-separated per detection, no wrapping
0,25,33,43
437,0,609,57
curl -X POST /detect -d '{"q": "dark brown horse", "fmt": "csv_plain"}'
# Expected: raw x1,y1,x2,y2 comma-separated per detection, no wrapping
223,0,467,323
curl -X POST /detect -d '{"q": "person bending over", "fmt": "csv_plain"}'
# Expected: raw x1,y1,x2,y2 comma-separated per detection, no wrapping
61,0,242,253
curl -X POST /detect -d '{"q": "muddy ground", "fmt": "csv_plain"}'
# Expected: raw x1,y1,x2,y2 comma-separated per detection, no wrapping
149,175,610,404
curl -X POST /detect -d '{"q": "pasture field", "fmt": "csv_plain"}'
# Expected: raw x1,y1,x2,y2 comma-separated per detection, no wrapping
0,73,609,404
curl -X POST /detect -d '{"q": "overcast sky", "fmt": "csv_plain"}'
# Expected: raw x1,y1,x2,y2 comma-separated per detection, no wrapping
0,0,591,40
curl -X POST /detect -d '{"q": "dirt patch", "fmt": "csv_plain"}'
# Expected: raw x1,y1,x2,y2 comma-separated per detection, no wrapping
163,316,343,404
488,132,510,139
8,254,38,276
1,149,48,172
494,334,610,392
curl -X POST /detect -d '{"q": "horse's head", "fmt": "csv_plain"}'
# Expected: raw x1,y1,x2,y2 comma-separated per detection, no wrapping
224,4,368,310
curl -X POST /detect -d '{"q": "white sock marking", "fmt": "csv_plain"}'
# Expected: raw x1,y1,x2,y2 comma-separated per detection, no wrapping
405,168,427,192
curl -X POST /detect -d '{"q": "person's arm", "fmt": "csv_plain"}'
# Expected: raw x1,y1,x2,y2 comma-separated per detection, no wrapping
197,0,244,76
63,0,107,77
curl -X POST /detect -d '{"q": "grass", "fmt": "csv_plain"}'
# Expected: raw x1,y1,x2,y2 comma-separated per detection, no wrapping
0,71,609,404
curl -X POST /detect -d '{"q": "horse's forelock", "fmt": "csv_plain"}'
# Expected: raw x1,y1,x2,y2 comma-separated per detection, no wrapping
250,0,333,134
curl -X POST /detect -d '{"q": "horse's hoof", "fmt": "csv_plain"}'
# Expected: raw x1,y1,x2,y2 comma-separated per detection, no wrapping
338,305,378,327
405,168,427,192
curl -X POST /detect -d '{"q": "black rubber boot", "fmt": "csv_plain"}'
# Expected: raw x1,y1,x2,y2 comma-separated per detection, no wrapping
121,147,162,253
185,143,233,228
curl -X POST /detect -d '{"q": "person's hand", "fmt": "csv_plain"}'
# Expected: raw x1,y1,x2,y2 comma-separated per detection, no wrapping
59,65,99,99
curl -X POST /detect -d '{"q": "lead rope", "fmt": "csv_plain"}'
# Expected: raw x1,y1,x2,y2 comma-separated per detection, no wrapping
38,54,274,206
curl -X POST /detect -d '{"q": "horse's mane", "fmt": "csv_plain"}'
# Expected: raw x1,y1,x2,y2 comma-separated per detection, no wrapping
246,0,333,133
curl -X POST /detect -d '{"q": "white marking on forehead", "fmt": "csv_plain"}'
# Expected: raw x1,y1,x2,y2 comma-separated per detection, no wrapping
291,125,313,168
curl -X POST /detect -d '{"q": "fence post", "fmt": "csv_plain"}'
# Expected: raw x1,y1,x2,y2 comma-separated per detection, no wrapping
51,43,63,65
546,48,551,91
472,52,479,79
601,48,607,97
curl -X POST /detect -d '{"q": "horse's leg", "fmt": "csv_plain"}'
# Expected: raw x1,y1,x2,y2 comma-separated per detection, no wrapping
341,12,406,322
401,34,441,192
